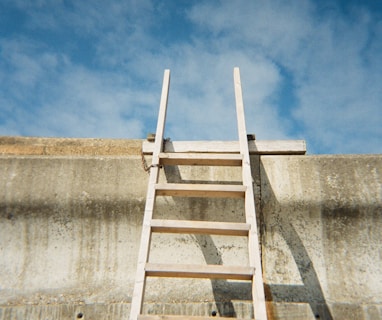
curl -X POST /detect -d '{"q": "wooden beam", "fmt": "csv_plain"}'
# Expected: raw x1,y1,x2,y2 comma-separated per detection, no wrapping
143,140,306,155
159,152,243,166
155,183,246,198
145,263,254,280
151,219,250,236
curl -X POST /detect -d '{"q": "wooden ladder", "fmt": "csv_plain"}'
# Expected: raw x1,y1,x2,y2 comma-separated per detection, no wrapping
129,68,268,320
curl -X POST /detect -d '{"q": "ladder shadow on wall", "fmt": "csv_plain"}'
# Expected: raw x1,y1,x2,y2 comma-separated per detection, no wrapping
260,168,333,320
160,164,252,318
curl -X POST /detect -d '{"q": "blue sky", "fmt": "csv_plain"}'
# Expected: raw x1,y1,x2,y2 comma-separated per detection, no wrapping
0,0,381,154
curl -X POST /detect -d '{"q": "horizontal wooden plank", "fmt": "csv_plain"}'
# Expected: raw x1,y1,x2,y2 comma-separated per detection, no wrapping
155,183,246,198
143,140,306,155
150,219,250,236
145,263,254,280
138,315,254,320
159,152,242,166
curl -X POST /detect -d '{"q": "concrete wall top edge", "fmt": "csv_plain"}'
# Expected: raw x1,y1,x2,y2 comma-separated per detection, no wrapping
260,154,382,209
2,136,381,157
0,136,144,156
0,155,142,160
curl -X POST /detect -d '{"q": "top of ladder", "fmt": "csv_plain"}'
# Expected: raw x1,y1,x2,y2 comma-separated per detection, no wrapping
142,68,306,156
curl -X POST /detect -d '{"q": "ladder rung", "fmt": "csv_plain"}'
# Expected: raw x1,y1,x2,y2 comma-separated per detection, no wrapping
159,152,242,166
138,316,254,320
151,219,250,236
145,263,254,280
155,183,246,198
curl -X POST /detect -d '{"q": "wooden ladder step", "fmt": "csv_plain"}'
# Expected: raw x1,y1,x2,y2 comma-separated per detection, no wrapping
151,219,250,236
139,315,254,320
159,152,242,166
155,183,246,198
145,263,254,280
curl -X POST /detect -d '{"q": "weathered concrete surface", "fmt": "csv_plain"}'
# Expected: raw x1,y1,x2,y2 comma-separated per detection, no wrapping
261,155,382,319
0,138,381,319
0,155,145,308
0,145,254,319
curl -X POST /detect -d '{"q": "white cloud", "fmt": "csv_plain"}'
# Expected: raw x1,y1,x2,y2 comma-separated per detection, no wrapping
187,0,382,153
0,37,158,138
0,0,381,153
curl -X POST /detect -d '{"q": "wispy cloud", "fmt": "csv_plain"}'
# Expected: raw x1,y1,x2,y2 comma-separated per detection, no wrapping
187,0,382,153
0,37,157,138
0,0,381,153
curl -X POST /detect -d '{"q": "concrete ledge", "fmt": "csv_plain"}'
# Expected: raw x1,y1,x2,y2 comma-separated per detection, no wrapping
0,136,143,156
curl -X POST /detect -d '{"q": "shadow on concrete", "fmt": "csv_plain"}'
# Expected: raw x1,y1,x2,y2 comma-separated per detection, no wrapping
162,164,251,318
161,156,333,318
261,164,333,320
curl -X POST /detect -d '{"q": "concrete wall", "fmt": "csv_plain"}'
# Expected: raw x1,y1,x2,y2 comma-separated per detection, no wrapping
0,138,381,319
261,155,382,319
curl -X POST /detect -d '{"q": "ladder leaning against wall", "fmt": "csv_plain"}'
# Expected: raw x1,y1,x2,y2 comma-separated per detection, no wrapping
130,68,267,320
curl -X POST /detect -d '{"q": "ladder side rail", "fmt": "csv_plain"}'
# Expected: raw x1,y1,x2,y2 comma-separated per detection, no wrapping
234,67,268,320
130,70,171,320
